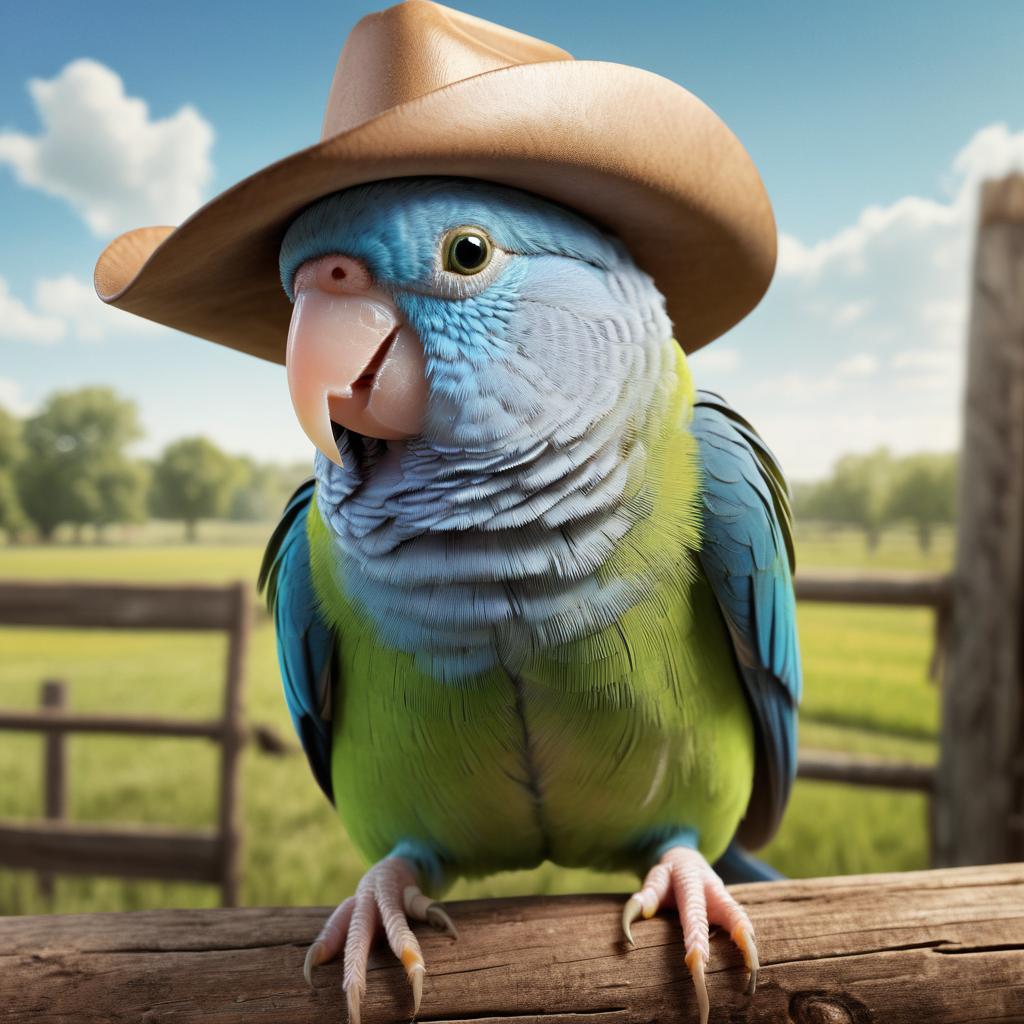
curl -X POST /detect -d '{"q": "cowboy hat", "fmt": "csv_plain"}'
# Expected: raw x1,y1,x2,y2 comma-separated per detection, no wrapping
93,0,776,361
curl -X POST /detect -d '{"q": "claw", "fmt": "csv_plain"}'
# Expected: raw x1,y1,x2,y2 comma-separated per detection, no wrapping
400,944,426,1015
621,895,643,945
314,860,446,1021
409,962,425,1015
626,846,759,1021
732,924,760,995
303,940,327,988
426,903,460,940
346,983,363,1024
685,947,710,1024
404,883,459,940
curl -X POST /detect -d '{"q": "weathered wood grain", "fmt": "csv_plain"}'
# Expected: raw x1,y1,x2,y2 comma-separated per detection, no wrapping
937,173,1024,866
0,864,1020,1023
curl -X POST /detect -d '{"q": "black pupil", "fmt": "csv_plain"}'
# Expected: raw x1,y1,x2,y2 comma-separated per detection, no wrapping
454,235,486,269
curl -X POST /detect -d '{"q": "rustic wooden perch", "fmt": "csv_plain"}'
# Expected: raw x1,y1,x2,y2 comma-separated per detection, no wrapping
1,863,1020,1023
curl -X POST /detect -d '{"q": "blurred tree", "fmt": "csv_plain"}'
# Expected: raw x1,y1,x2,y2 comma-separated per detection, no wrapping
886,453,957,552
151,437,239,541
795,448,896,550
791,480,827,525
228,458,280,521
228,458,312,521
17,388,146,541
94,461,151,540
0,405,27,541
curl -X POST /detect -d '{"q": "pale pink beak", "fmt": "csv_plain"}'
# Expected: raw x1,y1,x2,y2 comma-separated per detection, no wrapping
286,254,428,466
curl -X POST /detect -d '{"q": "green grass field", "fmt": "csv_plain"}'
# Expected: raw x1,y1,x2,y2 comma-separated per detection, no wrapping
0,522,950,914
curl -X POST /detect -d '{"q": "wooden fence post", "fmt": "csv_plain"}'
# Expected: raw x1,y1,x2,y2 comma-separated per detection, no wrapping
936,174,1024,865
37,679,67,900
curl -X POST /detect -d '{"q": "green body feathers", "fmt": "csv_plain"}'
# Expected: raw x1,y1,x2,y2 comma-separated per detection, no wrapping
306,342,754,879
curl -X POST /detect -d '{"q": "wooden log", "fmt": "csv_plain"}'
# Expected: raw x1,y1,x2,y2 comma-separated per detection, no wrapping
0,580,240,630
794,570,950,607
797,749,935,791
937,174,1024,866
0,864,1020,1022
0,820,221,883
37,680,68,900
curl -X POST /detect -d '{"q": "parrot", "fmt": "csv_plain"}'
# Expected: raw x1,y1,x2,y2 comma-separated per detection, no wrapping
259,175,801,1024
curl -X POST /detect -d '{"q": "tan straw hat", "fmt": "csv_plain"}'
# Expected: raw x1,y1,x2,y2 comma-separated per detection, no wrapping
93,0,776,361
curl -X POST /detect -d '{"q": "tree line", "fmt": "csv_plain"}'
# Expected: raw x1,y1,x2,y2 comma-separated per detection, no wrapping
792,448,957,552
0,387,309,542
0,386,959,549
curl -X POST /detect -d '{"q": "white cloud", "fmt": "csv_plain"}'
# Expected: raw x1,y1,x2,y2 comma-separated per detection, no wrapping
832,301,869,328
0,377,35,417
34,273,157,341
728,122,1024,479
0,276,65,344
757,409,961,481
891,348,957,371
0,273,158,345
836,353,879,377
0,58,213,237
948,123,1024,196
690,346,740,373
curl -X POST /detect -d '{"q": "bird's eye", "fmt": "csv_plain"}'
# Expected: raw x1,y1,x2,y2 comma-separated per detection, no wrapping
443,227,492,275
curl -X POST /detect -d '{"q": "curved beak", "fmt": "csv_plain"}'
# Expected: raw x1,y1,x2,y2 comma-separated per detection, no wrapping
285,267,427,467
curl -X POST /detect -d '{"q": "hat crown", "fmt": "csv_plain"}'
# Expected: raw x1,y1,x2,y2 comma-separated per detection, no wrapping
321,0,572,139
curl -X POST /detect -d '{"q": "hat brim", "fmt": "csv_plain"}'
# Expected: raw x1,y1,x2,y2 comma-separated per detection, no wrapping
94,59,776,362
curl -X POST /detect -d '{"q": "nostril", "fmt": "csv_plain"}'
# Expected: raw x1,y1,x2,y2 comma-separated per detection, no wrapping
312,254,371,294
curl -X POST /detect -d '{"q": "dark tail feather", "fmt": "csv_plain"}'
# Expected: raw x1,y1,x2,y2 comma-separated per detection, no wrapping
713,840,785,884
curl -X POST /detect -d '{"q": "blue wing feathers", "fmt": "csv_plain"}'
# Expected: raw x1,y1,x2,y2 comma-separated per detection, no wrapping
258,479,336,803
692,390,801,850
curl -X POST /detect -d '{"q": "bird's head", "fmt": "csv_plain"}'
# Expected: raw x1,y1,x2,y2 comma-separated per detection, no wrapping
278,177,672,467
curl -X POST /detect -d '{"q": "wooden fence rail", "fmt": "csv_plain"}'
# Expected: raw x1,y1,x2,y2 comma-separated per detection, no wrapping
0,581,244,630
793,570,951,608
797,748,934,792
792,569,945,807
0,705,225,738
0,563,981,896
1,863,1020,1023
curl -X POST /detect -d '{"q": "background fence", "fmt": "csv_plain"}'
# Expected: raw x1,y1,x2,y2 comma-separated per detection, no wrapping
0,580,252,905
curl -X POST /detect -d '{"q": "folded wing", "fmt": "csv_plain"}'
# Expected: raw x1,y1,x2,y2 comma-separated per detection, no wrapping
258,479,336,802
692,391,802,849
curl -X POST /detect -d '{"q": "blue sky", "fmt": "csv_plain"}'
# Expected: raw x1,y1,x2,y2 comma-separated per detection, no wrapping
2,0,1023,477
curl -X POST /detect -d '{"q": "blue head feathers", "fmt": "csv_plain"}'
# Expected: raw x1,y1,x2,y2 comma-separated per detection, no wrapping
279,177,671,453
278,177,684,677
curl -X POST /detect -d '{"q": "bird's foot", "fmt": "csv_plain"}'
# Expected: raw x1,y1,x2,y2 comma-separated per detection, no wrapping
621,846,758,1024
303,855,458,1024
